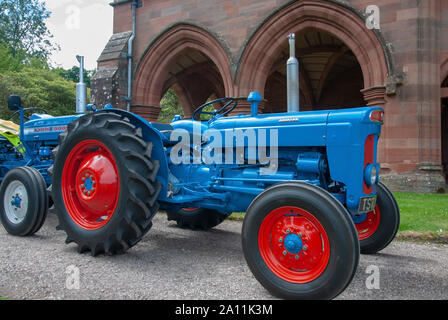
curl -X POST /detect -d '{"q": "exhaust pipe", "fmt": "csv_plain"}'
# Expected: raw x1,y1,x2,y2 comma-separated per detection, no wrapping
287,33,300,113
76,55,87,114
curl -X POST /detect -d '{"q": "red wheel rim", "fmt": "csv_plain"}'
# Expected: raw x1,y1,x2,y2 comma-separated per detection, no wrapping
356,205,380,240
258,206,331,283
62,140,120,230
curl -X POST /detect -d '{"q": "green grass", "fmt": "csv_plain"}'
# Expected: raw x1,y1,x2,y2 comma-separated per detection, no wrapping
394,192,448,233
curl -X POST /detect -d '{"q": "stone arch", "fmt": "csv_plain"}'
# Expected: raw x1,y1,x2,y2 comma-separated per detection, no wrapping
133,24,233,120
236,0,393,107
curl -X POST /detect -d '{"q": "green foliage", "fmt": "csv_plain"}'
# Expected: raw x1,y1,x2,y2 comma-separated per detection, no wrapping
0,67,79,119
0,44,23,72
0,0,58,60
158,89,184,123
0,43,49,73
55,66,95,88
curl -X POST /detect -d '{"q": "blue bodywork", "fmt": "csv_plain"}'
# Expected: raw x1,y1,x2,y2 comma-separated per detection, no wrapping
98,93,383,218
0,112,81,185
0,92,382,221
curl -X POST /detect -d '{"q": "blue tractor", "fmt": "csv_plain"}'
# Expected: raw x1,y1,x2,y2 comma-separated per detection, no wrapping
0,95,80,236
0,37,400,299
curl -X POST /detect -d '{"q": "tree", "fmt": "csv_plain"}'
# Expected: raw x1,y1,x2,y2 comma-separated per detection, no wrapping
0,43,23,72
158,89,184,123
0,67,79,120
0,0,58,60
55,66,95,88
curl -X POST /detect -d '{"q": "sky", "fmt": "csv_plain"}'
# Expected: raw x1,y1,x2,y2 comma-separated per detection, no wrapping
43,0,113,70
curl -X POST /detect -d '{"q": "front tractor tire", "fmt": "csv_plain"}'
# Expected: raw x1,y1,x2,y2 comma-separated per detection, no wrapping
242,182,359,300
0,167,48,236
355,182,400,254
49,112,161,256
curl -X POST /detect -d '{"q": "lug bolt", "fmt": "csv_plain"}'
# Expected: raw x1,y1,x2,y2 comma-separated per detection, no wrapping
295,255,299,260
283,251,287,256
279,238,283,243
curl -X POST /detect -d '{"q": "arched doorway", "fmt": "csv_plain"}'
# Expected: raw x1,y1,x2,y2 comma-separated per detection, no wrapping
263,28,365,113
159,47,226,119
133,24,233,121
236,0,393,109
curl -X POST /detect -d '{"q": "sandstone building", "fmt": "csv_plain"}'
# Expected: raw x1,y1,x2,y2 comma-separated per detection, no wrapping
91,0,448,193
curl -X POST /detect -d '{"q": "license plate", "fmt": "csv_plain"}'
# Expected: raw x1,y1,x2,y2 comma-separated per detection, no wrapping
358,196,377,213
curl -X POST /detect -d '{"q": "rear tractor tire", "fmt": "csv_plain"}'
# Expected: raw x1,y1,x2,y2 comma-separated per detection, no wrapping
167,207,230,230
49,112,161,256
242,182,359,300
0,167,48,236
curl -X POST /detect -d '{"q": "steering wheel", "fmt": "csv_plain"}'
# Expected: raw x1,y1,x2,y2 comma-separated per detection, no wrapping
10,107,49,122
192,98,238,121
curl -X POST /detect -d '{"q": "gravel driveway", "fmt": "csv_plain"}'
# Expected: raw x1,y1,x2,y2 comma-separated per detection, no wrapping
1,212,447,300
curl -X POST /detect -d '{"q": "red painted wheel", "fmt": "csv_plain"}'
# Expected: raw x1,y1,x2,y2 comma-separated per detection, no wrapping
62,140,119,230
357,182,400,254
242,182,359,300
258,206,330,283
49,112,161,256
355,205,380,241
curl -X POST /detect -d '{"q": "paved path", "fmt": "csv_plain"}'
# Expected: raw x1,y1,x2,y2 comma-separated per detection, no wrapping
1,213,447,300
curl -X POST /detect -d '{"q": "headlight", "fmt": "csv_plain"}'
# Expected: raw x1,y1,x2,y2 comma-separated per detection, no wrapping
364,164,379,187
370,165,378,186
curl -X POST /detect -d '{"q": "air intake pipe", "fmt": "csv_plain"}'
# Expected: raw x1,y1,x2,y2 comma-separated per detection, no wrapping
287,33,300,113
76,55,87,114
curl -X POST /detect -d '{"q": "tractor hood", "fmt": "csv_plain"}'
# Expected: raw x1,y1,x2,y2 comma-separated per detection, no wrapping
197,106,384,148
23,114,82,142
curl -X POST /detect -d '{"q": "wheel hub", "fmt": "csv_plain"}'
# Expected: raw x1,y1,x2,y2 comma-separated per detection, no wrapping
3,180,28,224
11,194,22,209
283,233,303,254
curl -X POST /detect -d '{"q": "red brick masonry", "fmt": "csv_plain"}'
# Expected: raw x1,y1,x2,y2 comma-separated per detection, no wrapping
92,0,448,192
